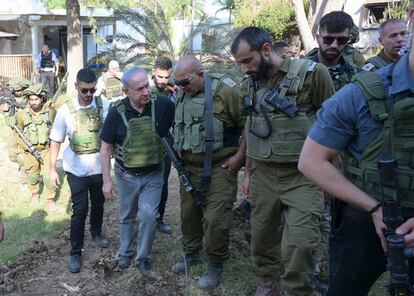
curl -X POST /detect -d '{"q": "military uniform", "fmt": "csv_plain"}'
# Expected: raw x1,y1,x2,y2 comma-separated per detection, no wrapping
241,58,335,295
308,53,414,295
362,49,392,72
307,47,361,91
173,74,244,265
96,72,123,102
16,84,56,201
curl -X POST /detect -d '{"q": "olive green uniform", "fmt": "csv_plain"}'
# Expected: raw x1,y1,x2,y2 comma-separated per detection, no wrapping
16,100,56,200
242,58,335,295
362,49,392,72
173,74,244,264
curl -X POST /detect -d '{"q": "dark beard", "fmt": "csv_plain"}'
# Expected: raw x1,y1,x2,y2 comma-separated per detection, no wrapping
247,55,271,81
320,48,341,62
31,103,42,111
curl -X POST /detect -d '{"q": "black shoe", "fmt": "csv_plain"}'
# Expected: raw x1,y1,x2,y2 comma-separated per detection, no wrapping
196,263,223,290
68,254,81,273
136,259,151,276
171,254,203,274
118,256,131,270
92,234,109,248
157,221,173,234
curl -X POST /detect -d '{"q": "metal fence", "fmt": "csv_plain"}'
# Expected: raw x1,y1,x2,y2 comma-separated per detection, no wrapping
0,54,33,81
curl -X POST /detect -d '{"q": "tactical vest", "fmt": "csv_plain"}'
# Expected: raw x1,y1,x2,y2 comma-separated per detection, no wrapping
21,103,53,147
112,96,163,168
103,74,123,99
362,54,389,72
246,59,317,163
173,75,226,154
340,71,414,207
40,51,54,69
66,97,103,154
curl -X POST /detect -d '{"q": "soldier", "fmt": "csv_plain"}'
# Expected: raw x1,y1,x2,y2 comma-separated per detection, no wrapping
170,55,245,290
151,56,176,234
298,8,414,295
273,41,293,59
1,78,30,173
363,19,408,72
342,24,366,69
307,11,362,91
100,67,175,275
96,60,124,102
231,27,335,296
16,84,57,208
49,68,111,273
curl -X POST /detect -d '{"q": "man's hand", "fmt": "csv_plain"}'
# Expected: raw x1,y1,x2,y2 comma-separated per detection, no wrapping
222,152,244,173
102,180,115,201
55,71,59,77
371,209,387,251
49,168,60,188
241,171,251,199
396,218,414,248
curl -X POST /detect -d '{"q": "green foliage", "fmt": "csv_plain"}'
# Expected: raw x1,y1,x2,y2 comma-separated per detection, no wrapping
233,0,295,40
384,0,412,20
42,0,133,10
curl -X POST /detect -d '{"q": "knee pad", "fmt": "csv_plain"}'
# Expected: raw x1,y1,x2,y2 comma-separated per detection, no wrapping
27,173,40,185
16,153,25,167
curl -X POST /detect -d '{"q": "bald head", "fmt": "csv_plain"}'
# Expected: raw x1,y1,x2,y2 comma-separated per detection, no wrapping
108,60,120,76
174,55,204,97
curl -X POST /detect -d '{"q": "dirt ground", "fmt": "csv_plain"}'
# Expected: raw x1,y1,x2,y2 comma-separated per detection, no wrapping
0,133,252,296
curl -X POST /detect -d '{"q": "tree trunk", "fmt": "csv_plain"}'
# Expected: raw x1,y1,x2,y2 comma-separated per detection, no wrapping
308,0,346,35
66,0,83,97
292,0,317,53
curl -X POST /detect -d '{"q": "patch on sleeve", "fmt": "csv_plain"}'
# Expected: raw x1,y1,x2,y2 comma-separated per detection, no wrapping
222,77,237,88
362,63,376,72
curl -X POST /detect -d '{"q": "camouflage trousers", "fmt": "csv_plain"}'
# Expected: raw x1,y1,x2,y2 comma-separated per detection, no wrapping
180,159,237,264
249,159,323,296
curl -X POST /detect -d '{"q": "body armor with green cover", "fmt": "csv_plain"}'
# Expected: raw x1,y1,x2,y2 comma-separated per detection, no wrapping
66,97,103,154
113,96,163,168
246,59,317,163
173,74,228,154
103,73,123,99
362,51,390,72
21,102,53,148
341,71,414,208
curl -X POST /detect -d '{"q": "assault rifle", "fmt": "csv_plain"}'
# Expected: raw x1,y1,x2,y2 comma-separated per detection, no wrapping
51,72,69,103
0,95,26,113
160,136,205,209
378,153,413,296
13,125,43,164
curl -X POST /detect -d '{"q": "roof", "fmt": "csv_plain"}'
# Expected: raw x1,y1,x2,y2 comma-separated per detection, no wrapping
0,29,19,40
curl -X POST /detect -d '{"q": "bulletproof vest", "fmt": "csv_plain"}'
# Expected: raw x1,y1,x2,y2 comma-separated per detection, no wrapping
66,97,103,154
112,96,163,168
245,59,317,163
340,71,414,208
362,54,389,72
21,102,53,147
40,51,54,69
103,74,123,99
173,75,225,154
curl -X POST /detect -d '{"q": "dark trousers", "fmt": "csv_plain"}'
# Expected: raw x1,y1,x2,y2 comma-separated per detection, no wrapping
328,212,414,296
39,70,55,96
66,172,105,255
158,155,171,221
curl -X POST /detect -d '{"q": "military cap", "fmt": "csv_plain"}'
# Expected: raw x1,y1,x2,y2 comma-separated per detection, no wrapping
8,78,30,91
349,24,360,44
23,83,49,100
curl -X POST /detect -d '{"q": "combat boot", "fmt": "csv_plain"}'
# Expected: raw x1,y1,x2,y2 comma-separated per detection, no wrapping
47,200,58,211
31,193,40,204
170,254,203,274
255,275,280,296
196,262,223,290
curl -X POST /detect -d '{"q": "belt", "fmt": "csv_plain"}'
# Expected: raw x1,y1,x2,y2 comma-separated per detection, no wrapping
115,162,161,176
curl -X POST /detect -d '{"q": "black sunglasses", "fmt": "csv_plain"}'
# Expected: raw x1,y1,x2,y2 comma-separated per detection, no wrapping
174,75,197,88
80,88,96,94
322,36,349,46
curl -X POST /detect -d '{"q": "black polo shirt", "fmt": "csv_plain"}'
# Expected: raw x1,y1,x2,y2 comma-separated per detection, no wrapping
100,94,174,175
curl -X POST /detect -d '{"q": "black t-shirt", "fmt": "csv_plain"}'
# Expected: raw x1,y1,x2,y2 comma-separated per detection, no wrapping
100,94,174,174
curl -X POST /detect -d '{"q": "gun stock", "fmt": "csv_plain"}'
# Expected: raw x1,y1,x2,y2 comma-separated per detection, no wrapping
51,72,69,103
13,125,43,164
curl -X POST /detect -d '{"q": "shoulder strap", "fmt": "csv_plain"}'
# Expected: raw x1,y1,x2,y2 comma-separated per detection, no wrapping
65,98,76,113
352,71,387,121
200,75,214,193
115,100,129,127
367,56,388,69
279,59,314,99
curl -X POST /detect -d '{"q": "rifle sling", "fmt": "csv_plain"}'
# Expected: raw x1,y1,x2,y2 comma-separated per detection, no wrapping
201,75,214,193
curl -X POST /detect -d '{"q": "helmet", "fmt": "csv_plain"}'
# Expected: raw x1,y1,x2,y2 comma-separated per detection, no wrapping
23,83,49,101
7,78,30,92
349,24,360,44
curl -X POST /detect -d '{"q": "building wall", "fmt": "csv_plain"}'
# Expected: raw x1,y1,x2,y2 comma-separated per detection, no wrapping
0,20,32,55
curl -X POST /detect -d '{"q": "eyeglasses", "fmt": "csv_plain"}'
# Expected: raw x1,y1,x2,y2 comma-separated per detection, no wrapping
174,75,197,88
80,88,96,94
322,36,350,46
